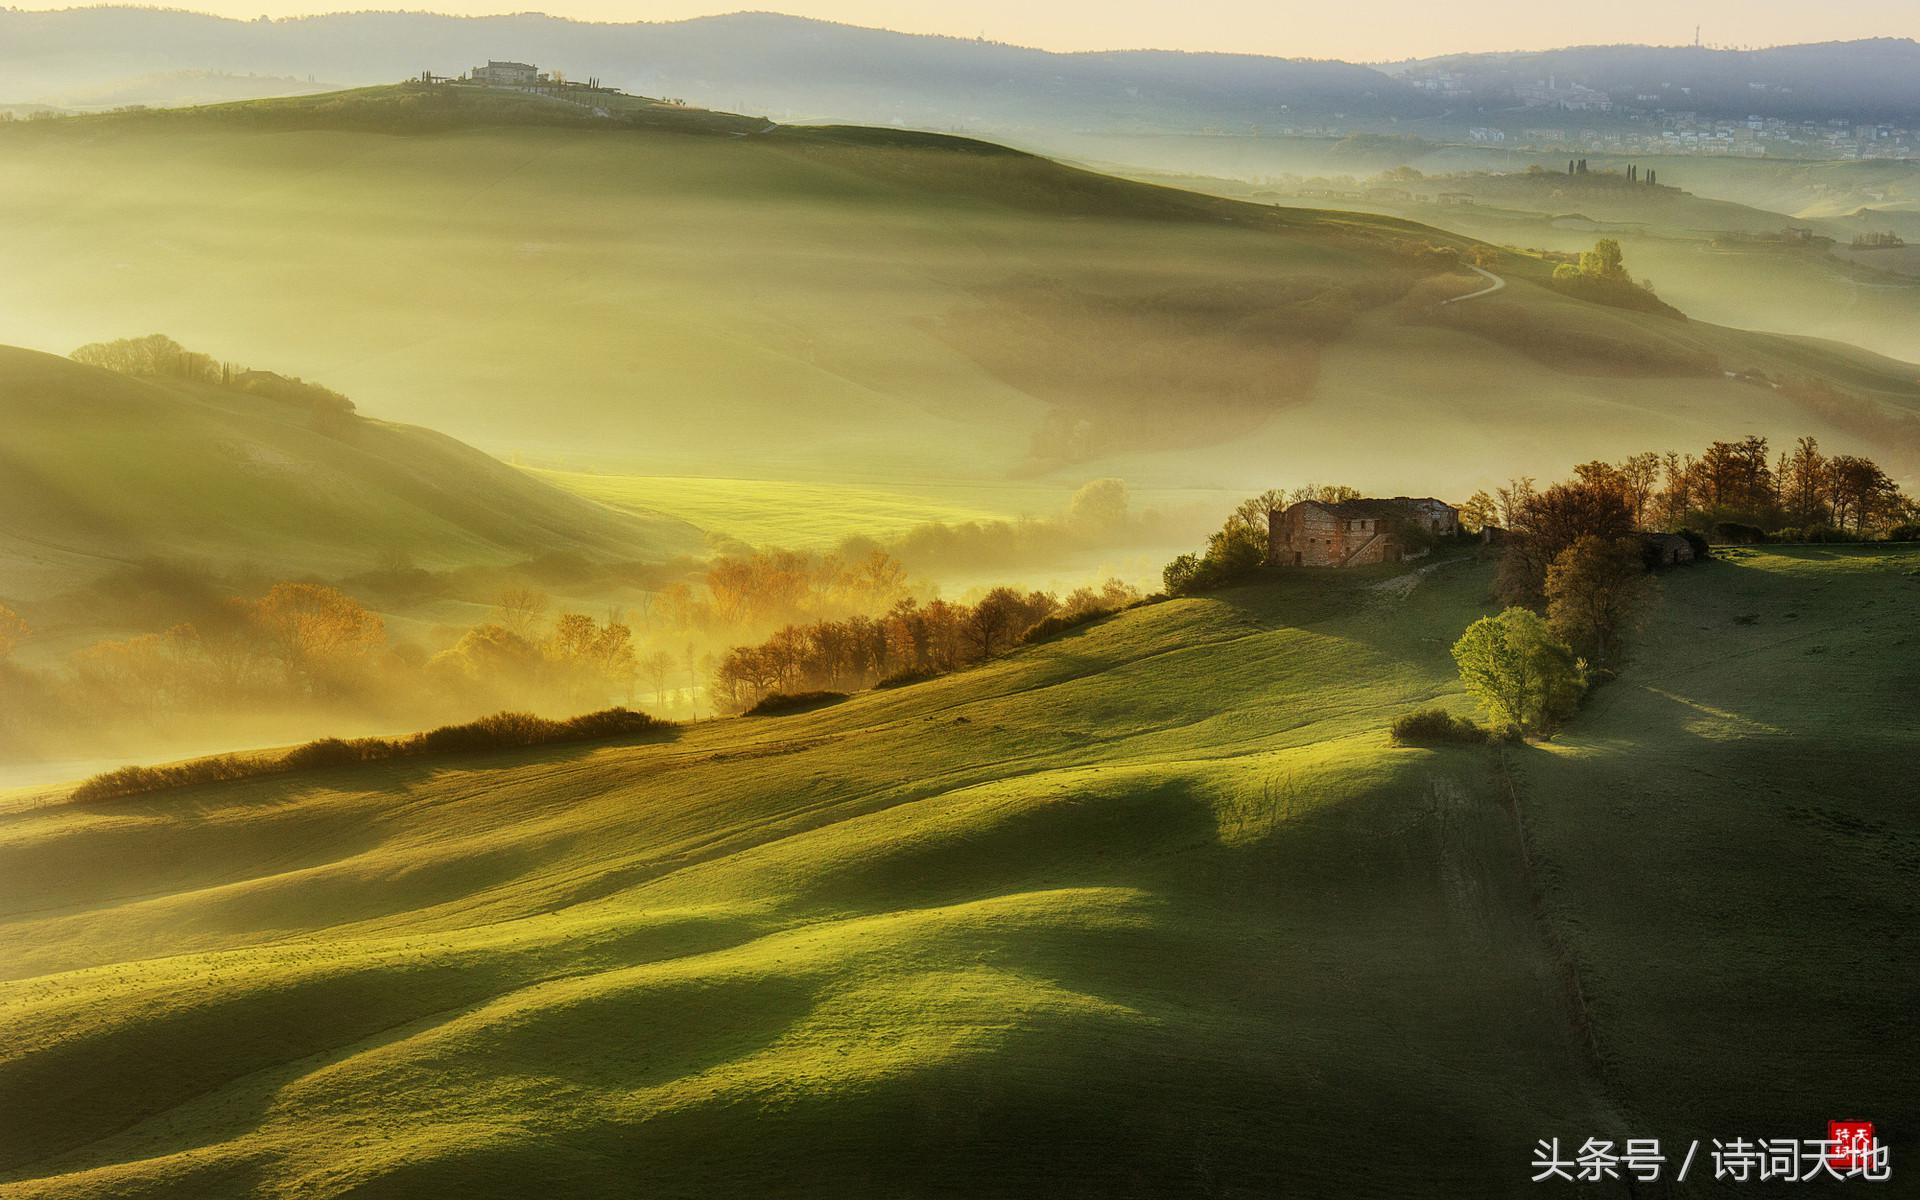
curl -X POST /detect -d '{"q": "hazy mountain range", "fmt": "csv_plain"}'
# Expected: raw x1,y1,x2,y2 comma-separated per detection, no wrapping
5,8,1918,133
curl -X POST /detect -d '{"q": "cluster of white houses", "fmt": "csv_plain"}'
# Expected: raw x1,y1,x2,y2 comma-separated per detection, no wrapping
1267,497,1460,568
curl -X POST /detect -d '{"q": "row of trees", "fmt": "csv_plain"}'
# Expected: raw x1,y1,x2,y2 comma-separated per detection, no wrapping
1462,436,1913,544
648,546,911,641
71,334,357,431
71,334,227,382
713,580,1138,711
0,583,665,754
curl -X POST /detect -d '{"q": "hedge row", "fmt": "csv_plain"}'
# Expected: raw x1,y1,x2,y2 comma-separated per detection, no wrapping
70,708,669,802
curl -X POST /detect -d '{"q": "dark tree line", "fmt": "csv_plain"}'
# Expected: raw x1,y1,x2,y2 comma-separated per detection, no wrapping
713,580,1137,711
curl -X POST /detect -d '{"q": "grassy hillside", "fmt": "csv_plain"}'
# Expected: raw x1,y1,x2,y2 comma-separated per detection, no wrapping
1,546,1912,1195
1517,545,1920,1142
3,85,1915,502
0,345,700,600
1133,161,1920,371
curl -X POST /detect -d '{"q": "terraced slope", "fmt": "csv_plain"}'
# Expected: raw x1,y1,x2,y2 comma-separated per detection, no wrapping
2,546,1912,1196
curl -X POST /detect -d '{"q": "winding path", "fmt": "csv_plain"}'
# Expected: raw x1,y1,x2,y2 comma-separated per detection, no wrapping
1443,264,1507,305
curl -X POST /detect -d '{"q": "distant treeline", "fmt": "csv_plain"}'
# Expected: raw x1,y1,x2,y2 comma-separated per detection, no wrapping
1465,434,1916,548
712,579,1139,712
0,581,662,760
69,707,667,803
0,523,1147,758
1460,435,1914,716
71,334,356,432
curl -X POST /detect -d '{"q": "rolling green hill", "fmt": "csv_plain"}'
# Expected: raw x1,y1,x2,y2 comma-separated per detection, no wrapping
0,345,700,601
1,545,1912,1196
4,85,1917,504
1134,161,1920,372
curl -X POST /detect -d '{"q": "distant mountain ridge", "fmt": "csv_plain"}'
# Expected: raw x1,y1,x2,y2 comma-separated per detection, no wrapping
4,8,1916,130
1397,38,1920,121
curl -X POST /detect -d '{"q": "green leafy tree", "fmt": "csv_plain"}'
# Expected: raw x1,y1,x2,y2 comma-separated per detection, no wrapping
1162,553,1201,595
1457,491,1498,534
1451,608,1585,736
1161,514,1268,596
1577,238,1627,281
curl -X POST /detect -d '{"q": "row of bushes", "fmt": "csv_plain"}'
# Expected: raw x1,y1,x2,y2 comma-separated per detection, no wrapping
1717,521,1920,545
742,691,848,716
1388,707,1498,746
69,708,669,802
713,584,1141,712
1019,603,1129,644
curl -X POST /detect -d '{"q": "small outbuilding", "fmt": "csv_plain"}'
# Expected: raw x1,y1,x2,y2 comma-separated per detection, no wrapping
1640,531,1696,567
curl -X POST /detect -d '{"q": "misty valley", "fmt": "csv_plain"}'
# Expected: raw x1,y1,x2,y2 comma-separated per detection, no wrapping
0,13,1914,1199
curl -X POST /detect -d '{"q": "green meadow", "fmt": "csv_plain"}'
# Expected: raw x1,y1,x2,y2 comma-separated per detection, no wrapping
1142,157,1920,369
1,546,1912,1196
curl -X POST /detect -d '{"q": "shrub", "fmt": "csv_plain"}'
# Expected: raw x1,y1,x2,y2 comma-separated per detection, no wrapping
1677,529,1711,561
743,691,848,716
1161,553,1202,595
279,737,374,770
558,708,665,738
1389,708,1487,746
1021,607,1116,644
417,711,553,752
69,755,254,802
1791,524,1860,544
1711,521,1768,545
1162,522,1266,596
1885,525,1920,543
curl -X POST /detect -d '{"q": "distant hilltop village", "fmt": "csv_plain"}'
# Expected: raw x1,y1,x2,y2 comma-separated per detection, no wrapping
415,60,689,112
1401,67,1916,160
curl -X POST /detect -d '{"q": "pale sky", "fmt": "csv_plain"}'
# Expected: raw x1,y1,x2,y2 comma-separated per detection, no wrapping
92,1,1920,60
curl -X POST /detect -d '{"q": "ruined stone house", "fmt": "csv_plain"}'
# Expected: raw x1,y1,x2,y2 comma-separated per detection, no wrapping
1267,497,1460,568
1640,531,1696,567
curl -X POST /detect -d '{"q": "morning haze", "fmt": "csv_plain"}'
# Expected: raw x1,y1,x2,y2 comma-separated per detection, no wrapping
17,0,1917,58
0,6,1914,1197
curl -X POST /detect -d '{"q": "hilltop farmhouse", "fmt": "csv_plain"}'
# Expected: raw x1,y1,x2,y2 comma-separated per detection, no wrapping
470,60,543,87
1268,497,1460,568
436,60,624,105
